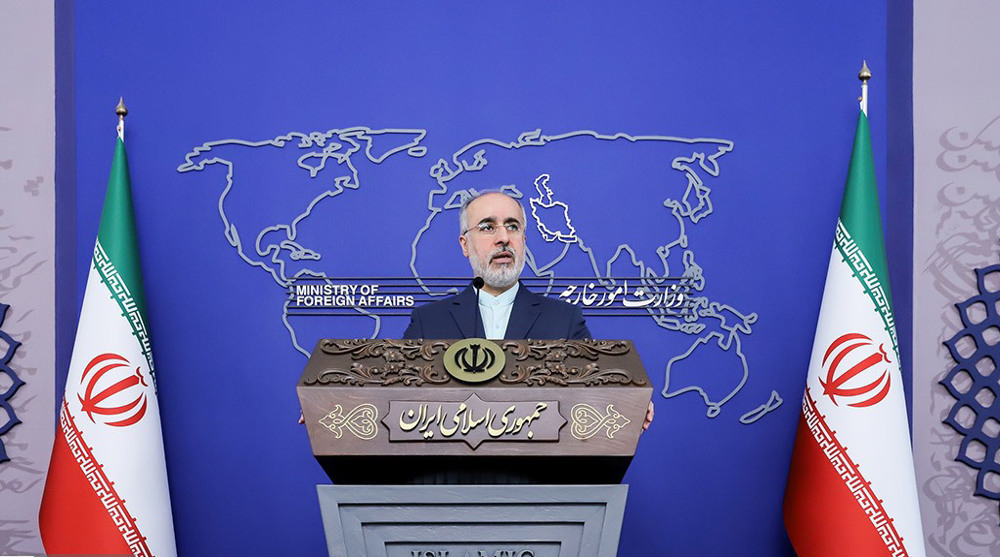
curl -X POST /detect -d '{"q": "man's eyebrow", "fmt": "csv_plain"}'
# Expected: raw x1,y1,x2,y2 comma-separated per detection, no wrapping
477,216,498,224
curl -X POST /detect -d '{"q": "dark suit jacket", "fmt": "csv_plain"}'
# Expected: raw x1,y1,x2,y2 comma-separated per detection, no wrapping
403,282,591,340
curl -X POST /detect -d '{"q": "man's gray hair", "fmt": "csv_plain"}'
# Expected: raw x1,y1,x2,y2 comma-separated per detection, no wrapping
458,189,527,235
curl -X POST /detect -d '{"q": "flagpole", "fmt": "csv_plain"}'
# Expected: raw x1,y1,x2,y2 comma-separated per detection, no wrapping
115,97,127,140
858,61,871,116
783,62,927,557
40,97,178,556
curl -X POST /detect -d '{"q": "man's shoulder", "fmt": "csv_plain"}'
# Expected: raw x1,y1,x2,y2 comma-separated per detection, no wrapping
404,288,472,339
516,284,590,339
411,289,468,315
519,286,581,314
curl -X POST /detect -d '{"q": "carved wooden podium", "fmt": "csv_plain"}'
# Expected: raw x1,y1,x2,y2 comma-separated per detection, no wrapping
297,338,652,557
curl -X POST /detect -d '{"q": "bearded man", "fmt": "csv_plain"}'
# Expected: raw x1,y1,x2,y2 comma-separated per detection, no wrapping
402,190,653,431
403,190,590,340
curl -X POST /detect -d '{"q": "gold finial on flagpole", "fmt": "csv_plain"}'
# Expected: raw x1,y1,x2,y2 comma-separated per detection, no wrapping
858,61,870,116
116,97,128,140
116,97,128,119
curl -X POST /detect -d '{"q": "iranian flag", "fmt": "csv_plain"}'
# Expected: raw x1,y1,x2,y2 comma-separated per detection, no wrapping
783,109,925,556
39,119,177,556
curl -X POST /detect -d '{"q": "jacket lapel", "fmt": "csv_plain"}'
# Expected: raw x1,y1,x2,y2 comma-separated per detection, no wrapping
447,286,482,339
503,283,541,340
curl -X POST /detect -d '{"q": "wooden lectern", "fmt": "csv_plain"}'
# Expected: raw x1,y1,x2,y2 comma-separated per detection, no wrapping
297,338,652,557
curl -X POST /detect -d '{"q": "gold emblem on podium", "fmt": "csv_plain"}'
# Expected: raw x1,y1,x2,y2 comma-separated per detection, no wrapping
443,338,506,383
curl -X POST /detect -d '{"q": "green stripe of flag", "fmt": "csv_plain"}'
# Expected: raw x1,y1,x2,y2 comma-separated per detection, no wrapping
97,137,149,326
839,111,893,312
94,137,155,378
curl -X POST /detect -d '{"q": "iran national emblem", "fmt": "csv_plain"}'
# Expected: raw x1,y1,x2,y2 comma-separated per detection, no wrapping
78,352,149,427
820,332,892,408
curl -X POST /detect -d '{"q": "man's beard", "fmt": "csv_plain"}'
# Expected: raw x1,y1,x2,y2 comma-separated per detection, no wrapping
470,245,524,290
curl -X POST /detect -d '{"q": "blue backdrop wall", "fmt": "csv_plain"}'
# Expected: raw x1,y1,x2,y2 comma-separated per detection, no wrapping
72,2,890,555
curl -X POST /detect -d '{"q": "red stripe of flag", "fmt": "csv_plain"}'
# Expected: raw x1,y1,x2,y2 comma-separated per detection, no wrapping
39,413,132,555
783,413,891,556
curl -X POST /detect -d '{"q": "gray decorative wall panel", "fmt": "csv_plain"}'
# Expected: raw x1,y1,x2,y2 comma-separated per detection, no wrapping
0,1,56,554
913,2,1000,556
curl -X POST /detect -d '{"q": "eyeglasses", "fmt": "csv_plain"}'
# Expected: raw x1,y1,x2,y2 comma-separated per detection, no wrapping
462,221,524,236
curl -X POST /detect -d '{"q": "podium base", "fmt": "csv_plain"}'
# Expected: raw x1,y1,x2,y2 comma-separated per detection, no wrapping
317,484,628,557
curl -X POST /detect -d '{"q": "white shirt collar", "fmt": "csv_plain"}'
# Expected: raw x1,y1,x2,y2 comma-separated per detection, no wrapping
478,281,519,308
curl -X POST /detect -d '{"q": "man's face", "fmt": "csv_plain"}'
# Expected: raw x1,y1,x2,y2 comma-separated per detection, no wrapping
459,193,527,295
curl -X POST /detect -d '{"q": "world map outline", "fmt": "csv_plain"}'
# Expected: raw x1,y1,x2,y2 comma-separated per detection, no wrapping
177,127,781,424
